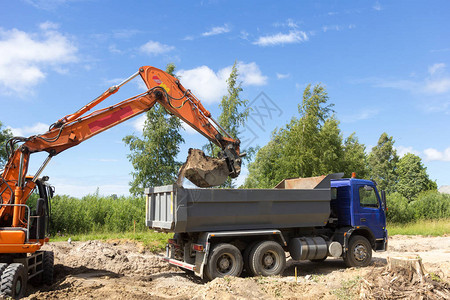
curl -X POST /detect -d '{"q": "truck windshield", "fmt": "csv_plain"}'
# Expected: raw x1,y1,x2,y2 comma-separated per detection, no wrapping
359,186,379,208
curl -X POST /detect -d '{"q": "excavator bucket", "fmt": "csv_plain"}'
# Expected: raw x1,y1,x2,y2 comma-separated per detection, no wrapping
177,149,230,187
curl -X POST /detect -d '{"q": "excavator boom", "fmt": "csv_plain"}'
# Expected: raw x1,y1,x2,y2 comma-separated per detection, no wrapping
0,65,242,236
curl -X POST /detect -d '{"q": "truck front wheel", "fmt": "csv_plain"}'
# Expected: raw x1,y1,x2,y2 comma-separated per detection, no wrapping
248,241,286,277
343,235,372,267
205,243,243,281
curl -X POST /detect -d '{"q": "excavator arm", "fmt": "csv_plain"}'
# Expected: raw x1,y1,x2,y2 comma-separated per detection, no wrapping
0,66,242,231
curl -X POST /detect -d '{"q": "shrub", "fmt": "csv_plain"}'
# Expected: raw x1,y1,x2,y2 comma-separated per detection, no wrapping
386,192,414,223
386,190,450,223
50,193,146,235
410,190,450,220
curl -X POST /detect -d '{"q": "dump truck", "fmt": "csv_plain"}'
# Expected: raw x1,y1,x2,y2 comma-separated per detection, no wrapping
146,173,388,280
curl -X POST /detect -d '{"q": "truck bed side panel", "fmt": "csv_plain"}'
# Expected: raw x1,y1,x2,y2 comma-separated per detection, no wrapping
146,185,331,233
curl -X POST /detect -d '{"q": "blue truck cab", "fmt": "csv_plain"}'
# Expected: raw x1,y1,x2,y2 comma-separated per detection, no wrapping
331,178,388,256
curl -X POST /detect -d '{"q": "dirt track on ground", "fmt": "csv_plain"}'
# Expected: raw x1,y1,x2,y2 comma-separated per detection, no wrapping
23,235,450,299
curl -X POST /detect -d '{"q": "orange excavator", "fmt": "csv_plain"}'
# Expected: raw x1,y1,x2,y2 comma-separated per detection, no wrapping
0,66,242,298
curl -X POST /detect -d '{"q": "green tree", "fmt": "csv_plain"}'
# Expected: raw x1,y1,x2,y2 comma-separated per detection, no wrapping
245,84,343,188
205,61,250,188
367,133,399,193
123,63,184,195
342,133,368,178
396,153,437,201
243,130,286,188
0,121,13,166
317,116,343,175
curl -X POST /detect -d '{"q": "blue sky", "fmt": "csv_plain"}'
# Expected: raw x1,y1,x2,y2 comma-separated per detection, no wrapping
1,0,449,197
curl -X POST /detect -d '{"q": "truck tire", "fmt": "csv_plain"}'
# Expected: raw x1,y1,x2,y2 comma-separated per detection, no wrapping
43,251,54,285
205,243,243,281
248,241,286,277
243,241,259,275
0,264,8,277
343,235,372,267
0,263,27,299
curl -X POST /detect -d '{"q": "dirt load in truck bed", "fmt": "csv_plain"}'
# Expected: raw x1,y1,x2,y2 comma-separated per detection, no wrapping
177,148,230,188
24,235,450,299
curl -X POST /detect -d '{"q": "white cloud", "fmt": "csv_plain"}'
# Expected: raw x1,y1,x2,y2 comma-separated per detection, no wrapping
240,30,249,40
139,40,174,55
202,24,231,37
424,78,450,94
0,23,77,94
322,25,343,32
8,122,49,137
428,63,446,75
39,21,59,31
176,66,227,103
396,146,420,158
253,30,308,46
276,73,290,79
274,19,299,29
423,147,450,162
108,44,123,54
176,62,267,103
133,115,146,132
373,1,382,11
112,29,140,39
237,62,268,86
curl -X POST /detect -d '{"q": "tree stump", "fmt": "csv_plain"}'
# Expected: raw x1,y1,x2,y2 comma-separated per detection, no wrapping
387,255,428,283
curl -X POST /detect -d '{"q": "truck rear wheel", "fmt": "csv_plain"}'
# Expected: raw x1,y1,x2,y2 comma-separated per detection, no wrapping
205,243,243,281
243,241,259,275
343,235,372,267
248,241,286,277
0,263,27,299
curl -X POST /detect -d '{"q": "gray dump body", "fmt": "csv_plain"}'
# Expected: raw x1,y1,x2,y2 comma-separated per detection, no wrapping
145,174,340,233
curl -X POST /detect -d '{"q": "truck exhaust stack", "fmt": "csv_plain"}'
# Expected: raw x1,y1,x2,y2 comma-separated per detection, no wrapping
177,148,231,187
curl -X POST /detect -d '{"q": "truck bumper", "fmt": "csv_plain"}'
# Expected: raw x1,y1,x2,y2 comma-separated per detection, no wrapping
163,256,196,271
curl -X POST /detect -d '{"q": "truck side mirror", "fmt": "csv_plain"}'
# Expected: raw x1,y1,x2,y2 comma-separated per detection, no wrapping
381,190,387,211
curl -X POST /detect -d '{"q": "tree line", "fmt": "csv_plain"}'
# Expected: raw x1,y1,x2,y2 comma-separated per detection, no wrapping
243,84,437,202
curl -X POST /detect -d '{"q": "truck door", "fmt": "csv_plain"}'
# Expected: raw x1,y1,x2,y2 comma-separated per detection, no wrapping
354,185,386,239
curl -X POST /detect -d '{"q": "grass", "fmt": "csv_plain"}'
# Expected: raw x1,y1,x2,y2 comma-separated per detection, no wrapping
388,219,450,236
332,276,361,300
50,230,172,252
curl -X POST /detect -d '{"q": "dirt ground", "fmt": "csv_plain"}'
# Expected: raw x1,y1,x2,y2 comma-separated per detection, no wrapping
23,235,450,300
